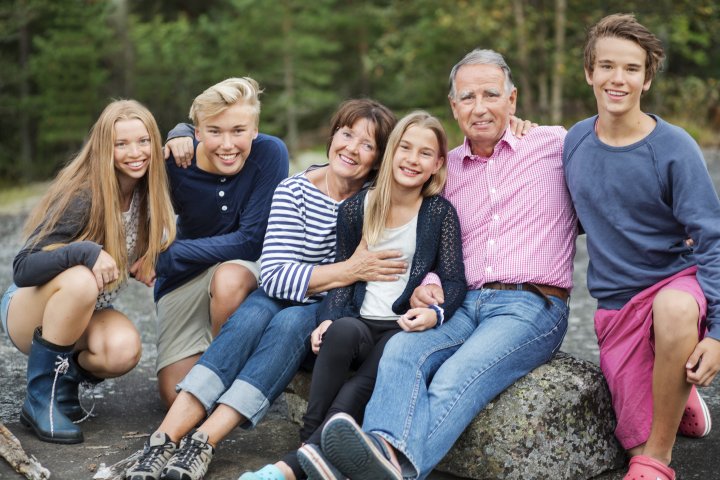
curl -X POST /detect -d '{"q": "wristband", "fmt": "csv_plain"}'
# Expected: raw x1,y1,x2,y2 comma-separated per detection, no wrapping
428,304,445,326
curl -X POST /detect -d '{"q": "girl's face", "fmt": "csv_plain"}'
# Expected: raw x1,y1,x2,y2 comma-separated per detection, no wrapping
328,117,378,184
391,125,443,191
113,119,152,186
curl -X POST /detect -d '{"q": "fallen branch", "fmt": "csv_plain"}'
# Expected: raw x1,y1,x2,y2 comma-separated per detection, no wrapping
92,449,142,480
0,422,50,480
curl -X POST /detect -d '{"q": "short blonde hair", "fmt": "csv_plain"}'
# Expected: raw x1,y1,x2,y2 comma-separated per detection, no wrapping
189,77,262,125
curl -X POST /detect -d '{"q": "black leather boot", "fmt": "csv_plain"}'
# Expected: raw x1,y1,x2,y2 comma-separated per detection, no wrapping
19,328,83,443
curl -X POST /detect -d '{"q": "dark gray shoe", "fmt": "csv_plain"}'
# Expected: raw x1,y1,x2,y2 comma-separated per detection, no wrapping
161,430,214,480
126,432,177,480
321,413,401,480
297,443,346,480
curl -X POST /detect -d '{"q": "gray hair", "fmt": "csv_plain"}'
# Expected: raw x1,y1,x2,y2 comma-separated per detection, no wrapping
448,49,515,99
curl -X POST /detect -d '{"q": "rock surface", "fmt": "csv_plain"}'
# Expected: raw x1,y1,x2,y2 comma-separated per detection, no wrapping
285,352,625,480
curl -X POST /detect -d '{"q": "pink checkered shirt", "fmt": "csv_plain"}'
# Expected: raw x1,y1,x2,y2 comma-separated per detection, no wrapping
429,126,577,290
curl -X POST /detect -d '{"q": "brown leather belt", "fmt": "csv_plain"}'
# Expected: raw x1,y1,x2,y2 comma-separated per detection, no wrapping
483,282,569,304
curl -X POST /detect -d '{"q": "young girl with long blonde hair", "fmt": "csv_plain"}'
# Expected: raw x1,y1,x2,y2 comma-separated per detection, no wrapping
1,99,176,444
241,111,466,480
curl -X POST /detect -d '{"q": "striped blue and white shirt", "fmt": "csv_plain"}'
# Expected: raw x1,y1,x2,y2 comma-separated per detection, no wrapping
260,165,341,303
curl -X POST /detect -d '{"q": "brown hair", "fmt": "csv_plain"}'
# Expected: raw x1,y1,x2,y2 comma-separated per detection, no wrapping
325,99,396,169
584,13,665,82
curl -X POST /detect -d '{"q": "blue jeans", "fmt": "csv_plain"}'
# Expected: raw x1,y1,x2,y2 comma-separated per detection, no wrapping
363,288,569,479
178,288,321,428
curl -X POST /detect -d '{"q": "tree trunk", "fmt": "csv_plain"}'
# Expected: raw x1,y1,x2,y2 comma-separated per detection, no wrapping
550,0,566,124
512,0,533,116
18,0,32,180
282,1,299,161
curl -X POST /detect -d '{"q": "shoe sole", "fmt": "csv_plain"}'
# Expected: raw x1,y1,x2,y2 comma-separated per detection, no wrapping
321,413,401,480
679,390,712,438
20,409,83,444
297,444,343,480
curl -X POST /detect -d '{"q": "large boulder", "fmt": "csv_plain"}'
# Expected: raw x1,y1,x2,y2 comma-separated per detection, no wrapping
284,352,625,480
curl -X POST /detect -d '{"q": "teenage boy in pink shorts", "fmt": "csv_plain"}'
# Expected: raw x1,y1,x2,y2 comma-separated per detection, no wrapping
564,13,720,480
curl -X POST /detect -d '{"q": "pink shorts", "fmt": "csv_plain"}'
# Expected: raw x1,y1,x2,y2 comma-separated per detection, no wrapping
594,266,707,449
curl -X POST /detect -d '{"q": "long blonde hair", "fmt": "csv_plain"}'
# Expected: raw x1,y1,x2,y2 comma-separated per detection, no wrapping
363,111,448,246
24,99,176,288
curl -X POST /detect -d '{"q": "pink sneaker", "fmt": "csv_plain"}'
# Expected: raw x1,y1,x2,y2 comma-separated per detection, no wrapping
678,385,712,438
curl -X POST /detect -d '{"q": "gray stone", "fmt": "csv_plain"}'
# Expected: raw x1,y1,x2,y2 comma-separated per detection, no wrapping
284,352,625,480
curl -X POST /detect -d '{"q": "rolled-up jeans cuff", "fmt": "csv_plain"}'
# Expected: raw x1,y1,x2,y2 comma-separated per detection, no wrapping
217,379,270,429
176,364,226,412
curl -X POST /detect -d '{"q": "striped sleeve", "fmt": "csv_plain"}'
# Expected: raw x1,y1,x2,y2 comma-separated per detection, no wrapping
260,175,338,303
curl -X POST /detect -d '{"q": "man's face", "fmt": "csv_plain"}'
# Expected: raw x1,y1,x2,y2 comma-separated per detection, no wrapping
449,63,517,156
585,36,651,119
195,103,258,176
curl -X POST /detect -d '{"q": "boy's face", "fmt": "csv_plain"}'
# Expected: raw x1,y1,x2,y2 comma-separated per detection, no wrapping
195,103,258,176
585,36,652,118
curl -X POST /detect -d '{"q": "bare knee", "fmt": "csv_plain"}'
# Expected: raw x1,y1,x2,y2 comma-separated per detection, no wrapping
102,326,142,376
210,264,257,308
653,290,699,344
56,266,101,304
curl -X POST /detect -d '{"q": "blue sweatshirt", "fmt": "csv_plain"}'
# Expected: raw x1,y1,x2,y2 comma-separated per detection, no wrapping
564,115,720,340
154,129,289,301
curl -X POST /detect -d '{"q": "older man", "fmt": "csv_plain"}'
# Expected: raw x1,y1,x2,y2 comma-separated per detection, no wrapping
310,49,578,480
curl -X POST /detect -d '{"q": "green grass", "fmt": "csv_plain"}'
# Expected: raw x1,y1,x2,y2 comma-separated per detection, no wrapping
0,182,48,213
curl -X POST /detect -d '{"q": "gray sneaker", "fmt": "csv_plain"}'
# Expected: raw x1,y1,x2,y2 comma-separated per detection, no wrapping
126,432,177,480
161,430,214,480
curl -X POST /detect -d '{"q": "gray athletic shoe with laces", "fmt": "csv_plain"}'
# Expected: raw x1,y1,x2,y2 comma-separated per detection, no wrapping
125,431,177,480
161,430,214,480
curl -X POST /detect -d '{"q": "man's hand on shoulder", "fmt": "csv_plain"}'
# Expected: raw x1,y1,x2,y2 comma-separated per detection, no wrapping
164,136,194,168
509,115,537,138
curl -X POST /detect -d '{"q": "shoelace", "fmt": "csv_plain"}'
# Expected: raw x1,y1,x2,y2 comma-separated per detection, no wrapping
173,437,207,470
135,441,173,472
72,381,98,424
49,355,70,438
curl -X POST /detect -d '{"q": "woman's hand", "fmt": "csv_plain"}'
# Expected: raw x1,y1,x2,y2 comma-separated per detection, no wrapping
92,249,119,290
163,136,194,168
130,258,156,287
397,307,437,332
346,239,407,283
311,320,333,354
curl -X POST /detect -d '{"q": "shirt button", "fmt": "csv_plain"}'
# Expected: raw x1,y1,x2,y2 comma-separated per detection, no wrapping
489,239,495,245
219,191,225,197
489,159,495,164
490,188,496,194
486,266,493,273
221,205,228,212
493,214,499,221
220,177,227,183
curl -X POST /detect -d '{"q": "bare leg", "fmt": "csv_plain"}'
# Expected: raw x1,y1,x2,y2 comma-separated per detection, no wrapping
156,390,209,443
7,266,99,352
196,404,247,447
642,289,699,464
209,264,257,337
157,354,202,408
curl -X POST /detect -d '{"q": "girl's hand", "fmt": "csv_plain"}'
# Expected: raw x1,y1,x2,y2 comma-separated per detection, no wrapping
397,307,437,332
346,239,407,283
92,249,119,290
686,337,720,386
163,136,194,168
130,258,156,287
311,320,333,354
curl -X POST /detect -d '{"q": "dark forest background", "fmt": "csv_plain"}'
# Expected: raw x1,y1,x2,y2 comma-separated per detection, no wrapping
1,0,718,183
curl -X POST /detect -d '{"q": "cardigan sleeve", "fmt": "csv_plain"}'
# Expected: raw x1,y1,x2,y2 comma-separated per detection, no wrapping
432,201,466,320
315,192,365,321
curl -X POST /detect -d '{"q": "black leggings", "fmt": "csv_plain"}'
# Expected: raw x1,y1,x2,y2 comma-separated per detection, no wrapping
282,316,401,478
